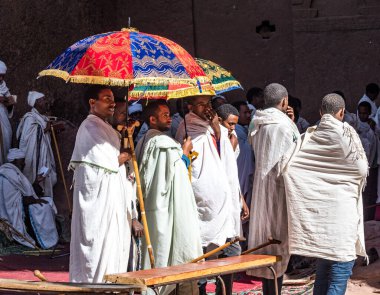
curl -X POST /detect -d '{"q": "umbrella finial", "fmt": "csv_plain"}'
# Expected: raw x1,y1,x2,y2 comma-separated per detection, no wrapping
128,17,131,28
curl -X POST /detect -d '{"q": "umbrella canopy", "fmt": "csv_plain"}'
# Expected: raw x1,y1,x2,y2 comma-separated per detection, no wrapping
128,58,242,100
195,58,242,94
38,28,210,89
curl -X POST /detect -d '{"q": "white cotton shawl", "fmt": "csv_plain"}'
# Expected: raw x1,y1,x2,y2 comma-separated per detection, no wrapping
356,120,377,166
69,115,132,283
16,108,57,198
70,114,120,172
175,112,237,247
247,107,300,279
0,163,58,249
283,114,368,262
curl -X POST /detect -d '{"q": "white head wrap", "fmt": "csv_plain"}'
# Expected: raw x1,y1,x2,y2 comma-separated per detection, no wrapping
27,91,44,107
0,61,7,74
128,102,142,115
7,148,26,162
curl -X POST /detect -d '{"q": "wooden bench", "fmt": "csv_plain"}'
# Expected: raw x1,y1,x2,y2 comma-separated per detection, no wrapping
105,254,282,294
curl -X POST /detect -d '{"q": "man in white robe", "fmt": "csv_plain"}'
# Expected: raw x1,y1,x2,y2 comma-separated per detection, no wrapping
0,148,58,249
16,91,57,200
283,93,367,295
247,83,300,295
176,96,243,295
69,86,132,283
0,60,16,165
136,100,202,294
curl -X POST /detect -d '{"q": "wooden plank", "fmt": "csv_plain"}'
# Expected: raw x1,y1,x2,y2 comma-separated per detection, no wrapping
105,254,281,286
0,279,146,293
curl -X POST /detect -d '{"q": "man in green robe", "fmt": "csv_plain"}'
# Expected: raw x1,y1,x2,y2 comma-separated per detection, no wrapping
135,100,203,295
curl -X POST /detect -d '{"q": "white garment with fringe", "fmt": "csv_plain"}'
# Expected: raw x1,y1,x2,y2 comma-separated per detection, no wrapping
283,114,367,262
176,112,240,247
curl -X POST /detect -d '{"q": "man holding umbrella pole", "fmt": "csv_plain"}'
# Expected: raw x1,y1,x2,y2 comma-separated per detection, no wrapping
69,85,134,283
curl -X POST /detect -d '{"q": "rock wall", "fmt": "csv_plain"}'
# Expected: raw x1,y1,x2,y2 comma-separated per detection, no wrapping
1,0,380,213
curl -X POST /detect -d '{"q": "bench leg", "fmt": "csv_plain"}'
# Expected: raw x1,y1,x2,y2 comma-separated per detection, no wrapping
216,275,226,295
267,266,278,295
175,283,180,294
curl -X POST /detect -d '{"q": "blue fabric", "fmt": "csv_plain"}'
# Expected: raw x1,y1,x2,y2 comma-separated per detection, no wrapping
46,32,113,73
129,31,189,79
181,154,190,169
313,258,355,295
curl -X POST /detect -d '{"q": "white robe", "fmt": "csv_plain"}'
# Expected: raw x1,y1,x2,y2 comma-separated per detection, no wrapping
69,114,132,283
16,108,57,199
247,107,300,279
0,81,13,165
0,163,58,249
136,129,203,294
176,112,240,246
283,115,367,262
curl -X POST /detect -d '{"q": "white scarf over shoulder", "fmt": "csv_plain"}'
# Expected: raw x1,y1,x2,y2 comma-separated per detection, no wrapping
283,114,367,262
176,112,240,246
247,107,300,279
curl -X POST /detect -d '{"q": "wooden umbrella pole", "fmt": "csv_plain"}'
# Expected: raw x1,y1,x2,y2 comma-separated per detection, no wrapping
126,128,155,269
50,126,72,213
191,237,243,263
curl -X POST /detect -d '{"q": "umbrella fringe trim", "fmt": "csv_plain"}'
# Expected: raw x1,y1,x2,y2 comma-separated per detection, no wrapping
213,80,243,92
128,87,215,100
38,70,211,86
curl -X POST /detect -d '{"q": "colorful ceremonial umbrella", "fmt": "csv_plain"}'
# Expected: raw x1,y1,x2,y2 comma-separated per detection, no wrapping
38,28,211,93
128,58,242,100
39,28,216,269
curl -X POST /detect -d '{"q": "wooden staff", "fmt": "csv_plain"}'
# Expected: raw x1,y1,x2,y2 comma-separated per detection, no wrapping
50,125,71,213
119,122,155,269
191,236,244,263
241,237,281,255
0,218,40,250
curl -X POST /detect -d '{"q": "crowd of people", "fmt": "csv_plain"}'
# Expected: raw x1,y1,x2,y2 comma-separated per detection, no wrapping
0,57,377,295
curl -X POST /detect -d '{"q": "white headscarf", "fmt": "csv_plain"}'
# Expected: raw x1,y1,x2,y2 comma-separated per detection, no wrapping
27,91,44,107
128,102,142,115
0,61,7,74
7,148,26,162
